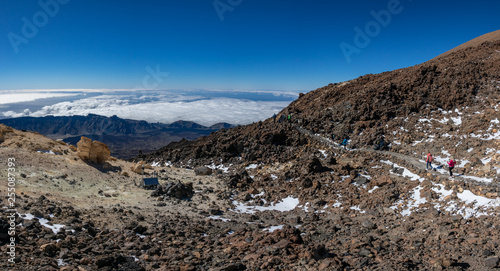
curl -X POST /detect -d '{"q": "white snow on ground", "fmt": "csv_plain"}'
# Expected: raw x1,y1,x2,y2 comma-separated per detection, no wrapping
368,186,379,193
298,202,310,212
151,161,161,167
206,163,231,173
245,164,258,170
450,116,462,125
467,148,474,153
332,200,342,208
459,175,493,183
396,185,427,216
19,213,67,234
208,216,231,222
431,184,453,197
263,225,284,232
38,150,62,155
350,205,366,213
481,157,492,165
232,196,299,214
270,174,278,180
319,150,328,158
441,149,451,157
412,139,423,146
381,160,424,181
359,174,371,179
57,259,68,266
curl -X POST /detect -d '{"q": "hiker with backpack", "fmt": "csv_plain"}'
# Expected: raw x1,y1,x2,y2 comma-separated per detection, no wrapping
426,152,433,170
448,158,455,177
341,138,348,149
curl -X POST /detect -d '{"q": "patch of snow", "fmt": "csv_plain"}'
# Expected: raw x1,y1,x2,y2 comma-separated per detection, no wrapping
431,184,453,197
481,157,492,165
164,161,172,167
467,148,474,153
245,164,258,170
57,259,68,266
340,175,350,182
37,150,60,155
359,173,371,180
399,185,427,216
368,186,379,193
207,163,232,173
19,213,66,234
232,196,299,214
459,175,493,183
270,174,278,180
350,206,365,214
438,117,449,124
208,216,231,222
319,150,328,158
386,162,424,182
151,161,161,167
263,225,284,232
451,116,462,125
412,139,423,146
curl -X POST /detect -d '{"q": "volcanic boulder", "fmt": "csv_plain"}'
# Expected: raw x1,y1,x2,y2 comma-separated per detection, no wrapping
151,180,194,199
76,136,111,164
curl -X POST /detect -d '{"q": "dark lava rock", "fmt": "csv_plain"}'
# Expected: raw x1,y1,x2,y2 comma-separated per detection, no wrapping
151,180,194,199
484,257,499,268
194,166,213,176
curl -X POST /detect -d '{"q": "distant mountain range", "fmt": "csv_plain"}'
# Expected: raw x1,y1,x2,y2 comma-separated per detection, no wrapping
0,114,234,159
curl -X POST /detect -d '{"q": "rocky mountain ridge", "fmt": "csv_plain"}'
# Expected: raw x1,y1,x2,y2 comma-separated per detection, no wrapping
0,31,499,270
0,114,234,159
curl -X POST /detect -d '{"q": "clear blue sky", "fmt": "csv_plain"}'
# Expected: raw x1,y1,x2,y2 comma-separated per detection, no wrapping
1,0,499,92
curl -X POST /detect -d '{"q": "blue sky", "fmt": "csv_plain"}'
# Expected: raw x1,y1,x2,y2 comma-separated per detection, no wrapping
1,0,499,92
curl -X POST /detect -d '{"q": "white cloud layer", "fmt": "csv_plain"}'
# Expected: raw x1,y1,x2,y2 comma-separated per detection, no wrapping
0,93,78,105
2,94,292,126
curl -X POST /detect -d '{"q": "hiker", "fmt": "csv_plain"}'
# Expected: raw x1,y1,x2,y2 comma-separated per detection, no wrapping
287,114,292,121
426,152,433,170
341,138,348,149
448,158,455,177
374,137,385,150
272,113,277,123
331,134,336,141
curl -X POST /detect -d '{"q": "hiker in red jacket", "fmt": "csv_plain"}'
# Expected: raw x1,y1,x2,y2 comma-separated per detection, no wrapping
426,152,433,170
448,158,456,177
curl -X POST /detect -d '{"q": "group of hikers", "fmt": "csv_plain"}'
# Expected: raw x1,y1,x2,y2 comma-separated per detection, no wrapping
426,152,456,177
272,113,458,178
273,113,292,123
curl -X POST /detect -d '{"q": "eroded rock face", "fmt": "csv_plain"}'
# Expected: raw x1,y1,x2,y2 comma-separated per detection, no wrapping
130,161,153,174
0,124,14,143
77,136,110,164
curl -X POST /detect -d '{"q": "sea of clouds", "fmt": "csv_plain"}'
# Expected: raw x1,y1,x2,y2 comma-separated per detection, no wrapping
0,89,297,126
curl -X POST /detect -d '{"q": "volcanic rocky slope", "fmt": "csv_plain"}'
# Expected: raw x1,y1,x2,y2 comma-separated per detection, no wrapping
141,32,500,169
0,31,499,271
